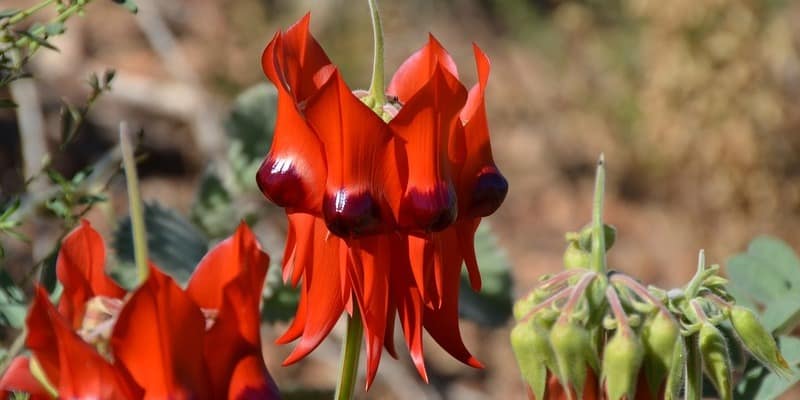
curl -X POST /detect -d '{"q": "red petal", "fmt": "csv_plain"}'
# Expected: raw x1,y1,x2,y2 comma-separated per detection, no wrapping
454,45,508,218
56,220,125,328
186,222,269,315
304,70,394,238
111,266,211,398
258,33,327,214
421,232,483,370
273,13,332,103
282,219,345,365
387,35,459,104
26,288,142,400
0,357,52,399
227,355,281,400
456,218,482,291
389,63,466,232
390,237,428,382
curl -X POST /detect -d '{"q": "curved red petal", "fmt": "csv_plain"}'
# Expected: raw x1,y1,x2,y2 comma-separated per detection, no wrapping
111,266,211,399
454,45,508,218
258,34,327,214
187,222,269,314
227,355,281,400
304,70,394,238
387,35,459,104
0,357,52,399
282,219,345,365
26,288,142,400
456,218,482,291
56,220,125,328
421,233,483,370
389,64,466,232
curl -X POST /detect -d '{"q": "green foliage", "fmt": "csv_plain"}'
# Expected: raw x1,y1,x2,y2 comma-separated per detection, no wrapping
114,203,209,285
0,199,25,259
0,270,26,329
458,222,513,327
727,236,800,399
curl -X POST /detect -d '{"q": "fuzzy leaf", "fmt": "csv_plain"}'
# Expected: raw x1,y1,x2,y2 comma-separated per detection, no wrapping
734,336,800,400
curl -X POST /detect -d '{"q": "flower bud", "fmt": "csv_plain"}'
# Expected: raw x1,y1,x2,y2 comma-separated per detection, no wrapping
511,320,555,400
664,337,686,400
549,321,599,397
563,241,590,270
602,331,644,400
729,306,791,378
577,223,616,252
698,323,732,400
640,312,680,396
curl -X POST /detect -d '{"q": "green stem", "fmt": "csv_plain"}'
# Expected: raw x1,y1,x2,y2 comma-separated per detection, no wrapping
119,122,149,284
685,250,706,298
685,335,703,400
590,154,606,274
6,0,56,25
13,1,88,48
335,307,364,400
366,0,386,107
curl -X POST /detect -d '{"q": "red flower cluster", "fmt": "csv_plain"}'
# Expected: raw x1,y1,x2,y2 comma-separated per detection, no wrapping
0,221,280,400
256,15,507,387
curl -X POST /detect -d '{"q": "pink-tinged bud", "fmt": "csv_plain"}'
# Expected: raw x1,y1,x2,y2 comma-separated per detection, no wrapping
563,241,590,270
641,312,680,396
549,321,599,399
511,320,556,400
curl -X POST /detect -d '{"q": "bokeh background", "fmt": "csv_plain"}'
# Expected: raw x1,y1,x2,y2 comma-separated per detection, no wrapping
2,0,800,398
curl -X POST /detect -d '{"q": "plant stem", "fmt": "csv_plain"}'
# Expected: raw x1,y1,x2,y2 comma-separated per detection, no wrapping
0,327,27,375
685,335,702,400
335,307,364,400
685,250,706,298
119,122,149,284
366,0,386,107
590,154,606,273
6,0,56,25
14,1,88,48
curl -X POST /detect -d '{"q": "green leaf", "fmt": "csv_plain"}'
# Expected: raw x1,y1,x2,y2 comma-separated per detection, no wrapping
261,258,299,323
44,22,65,36
223,84,277,163
0,99,17,108
190,170,236,238
458,222,513,327
18,30,58,51
113,203,209,285
734,336,800,400
0,9,20,19
0,270,26,329
726,236,800,333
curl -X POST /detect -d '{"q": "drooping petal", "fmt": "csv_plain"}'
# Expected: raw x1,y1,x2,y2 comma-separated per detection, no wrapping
389,63,467,233
110,266,211,399
258,33,327,214
282,218,346,365
454,44,508,219
456,218,482,291
0,357,52,399
387,35,459,104
275,13,333,103
421,231,483,370
304,70,394,238
227,355,281,400
26,287,142,400
56,220,125,328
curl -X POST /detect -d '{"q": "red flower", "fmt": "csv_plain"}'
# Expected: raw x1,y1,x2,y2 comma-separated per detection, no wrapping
0,221,280,400
256,15,507,387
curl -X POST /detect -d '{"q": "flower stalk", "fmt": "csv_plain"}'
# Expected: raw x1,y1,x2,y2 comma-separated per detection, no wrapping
119,122,149,284
366,0,386,108
335,307,364,400
590,154,606,274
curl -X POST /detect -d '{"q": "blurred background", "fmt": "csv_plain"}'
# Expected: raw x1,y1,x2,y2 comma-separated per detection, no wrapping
2,0,800,398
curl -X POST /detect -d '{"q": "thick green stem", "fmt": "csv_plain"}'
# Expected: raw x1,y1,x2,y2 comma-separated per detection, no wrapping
685,250,706,298
685,335,703,400
590,154,606,274
13,1,89,48
366,0,386,107
6,0,56,25
119,122,149,284
335,308,364,400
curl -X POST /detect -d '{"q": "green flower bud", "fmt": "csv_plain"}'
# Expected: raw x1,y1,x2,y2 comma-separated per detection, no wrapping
511,320,555,400
549,321,599,397
729,306,791,378
602,331,644,400
698,323,732,400
513,288,556,321
664,337,686,400
641,312,680,396
564,241,590,270
578,223,616,252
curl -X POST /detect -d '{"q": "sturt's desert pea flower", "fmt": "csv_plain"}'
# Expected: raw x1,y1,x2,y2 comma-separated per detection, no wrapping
255,14,508,388
0,221,281,400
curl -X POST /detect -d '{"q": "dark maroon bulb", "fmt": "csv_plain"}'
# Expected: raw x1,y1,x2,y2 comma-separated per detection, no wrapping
323,189,382,238
256,157,307,209
400,182,457,232
467,166,508,217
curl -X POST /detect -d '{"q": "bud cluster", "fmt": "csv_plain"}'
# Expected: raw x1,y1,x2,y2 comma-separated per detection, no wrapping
510,157,792,400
